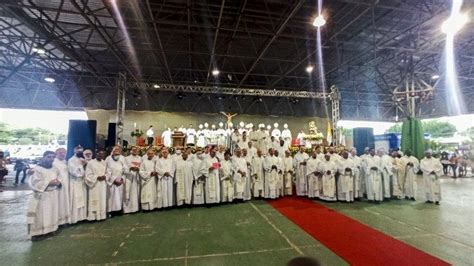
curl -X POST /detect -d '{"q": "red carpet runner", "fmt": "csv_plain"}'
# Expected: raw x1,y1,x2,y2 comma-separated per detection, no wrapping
268,197,450,266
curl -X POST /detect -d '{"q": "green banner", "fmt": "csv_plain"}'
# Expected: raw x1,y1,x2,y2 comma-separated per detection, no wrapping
401,117,425,160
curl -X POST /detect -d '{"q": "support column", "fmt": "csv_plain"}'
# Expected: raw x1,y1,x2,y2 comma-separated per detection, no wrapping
116,72,126,146
330,85,340,146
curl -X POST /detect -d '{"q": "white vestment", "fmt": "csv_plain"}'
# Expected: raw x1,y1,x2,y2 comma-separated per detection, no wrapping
365,155,383,201
263,155,280,199
27,165,60,236
281,129,292,149
196,130,206,148
350,155,363,198
337,158,356,202
216,128,227,147
139,157,157,210
53,158,70,225
232,156,249,200
123,155,141,213
175,159,194,206
380,155,393,198
186,128,197,145
247,147,257,159
67,156,87,223
156,157,176,208
282,156,294,195
271,128,281,138
294,152,309,196
318,160,337,201
420,157,442,202
220,160,234,202
85,159,107,221
200,156,221,203
391,157,403,198
161,130,172,147
399,156,419,199
251,156,264,197
105,155,126,212
306,157,320,198
191,157,205,204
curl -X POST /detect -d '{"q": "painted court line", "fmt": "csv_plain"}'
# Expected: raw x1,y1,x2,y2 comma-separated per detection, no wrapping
95,245,320,265
249,202,304,255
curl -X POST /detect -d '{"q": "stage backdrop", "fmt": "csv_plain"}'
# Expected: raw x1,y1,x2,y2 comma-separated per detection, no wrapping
85,109,330,144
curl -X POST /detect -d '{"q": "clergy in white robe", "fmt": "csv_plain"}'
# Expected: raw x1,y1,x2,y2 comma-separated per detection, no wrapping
67,146,87,223
337,152,356,202
273,150,285,197
318,154,337,201
420,150,442,204
53,148,70,225
251,150,265,198
232,149,249,200
242,149,253,200
350,149,363,199
220,152,234,202
216,124,227,147
294,147,309,196
390,152,403,199
186,124,197,146
191,150,206,205
216,145,226,162
105,147,126,212
27,151,60,237
365,149,383,202
196,126,207,148
306,152,321,199
282,150,294,195
156,149,176,208
379,150,393,199
162,128,172,147
400,151,420,200
359,147,370,195
85,151,107,221
140,149,158,210
123,147,141,214
247,142,258,159
175,153,194,206
199,148,221,203
263,149,280,199
237,132,249,150
281,124,292,149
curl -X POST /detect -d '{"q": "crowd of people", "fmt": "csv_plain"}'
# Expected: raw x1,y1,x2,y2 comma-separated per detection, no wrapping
27,142,445,239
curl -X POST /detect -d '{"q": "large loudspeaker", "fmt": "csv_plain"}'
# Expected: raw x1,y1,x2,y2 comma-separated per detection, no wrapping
106,123,117,148
67,120,97,159
353,127,374,156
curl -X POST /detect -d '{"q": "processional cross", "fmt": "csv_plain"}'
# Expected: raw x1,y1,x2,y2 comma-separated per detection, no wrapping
220,112,238,129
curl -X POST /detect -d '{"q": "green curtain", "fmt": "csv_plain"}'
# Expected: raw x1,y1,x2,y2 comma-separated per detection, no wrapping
401,117,425,160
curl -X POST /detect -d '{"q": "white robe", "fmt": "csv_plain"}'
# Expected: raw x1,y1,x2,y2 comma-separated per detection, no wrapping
281,129,292,149
232,156,249,200
156,157,175,208
105,155,125,212
351,155,363,198
162,130,172,147
365,155,383,201
191,157,205,205
200,156,221,203
123,155,141,214
53,158,70,225
420,157,443,202
263,155,280,199
337,158,355,202
318,160,337,201
67,156,87,223
220,160,234,202
85,159,107,221
380,155,393,198
196,130,206,148
306,157,320,198
391,157,403,198
294,152,309,196
186,128,197,145
175,159,194,206
139,157,157,210
27,165,60,236
216,128,227,147
399,156,419,199
251,156,264,197
247,147,257,159
271,128,281,138
282,156,294,195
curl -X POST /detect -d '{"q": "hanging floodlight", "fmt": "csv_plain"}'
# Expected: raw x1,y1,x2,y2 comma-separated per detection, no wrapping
212,69,220,76
306,65,314,73
153,84,160,88
431,75,440,80
441,13,468,34
312,14,326,27
44,77,55,83
32,47,46,55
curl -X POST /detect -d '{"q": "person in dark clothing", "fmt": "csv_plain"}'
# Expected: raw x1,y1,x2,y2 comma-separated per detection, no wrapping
14,159,29,185
440,152,449,175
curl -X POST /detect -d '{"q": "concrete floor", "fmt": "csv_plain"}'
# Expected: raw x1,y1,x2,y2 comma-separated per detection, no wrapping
0,176,473,266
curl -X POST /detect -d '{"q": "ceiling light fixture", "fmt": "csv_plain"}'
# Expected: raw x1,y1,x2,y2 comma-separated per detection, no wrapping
431,75,440,80
212,69,220,76
312,14,326,27
153,84,160,88
306,65,314,73
32,47,46,55
44,77,55,83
